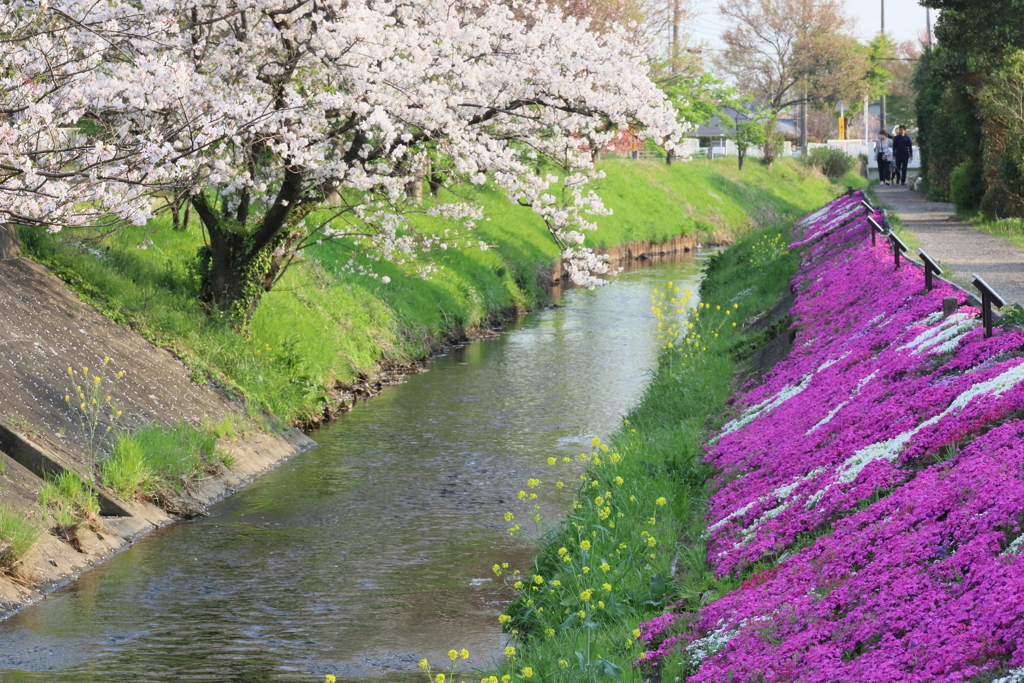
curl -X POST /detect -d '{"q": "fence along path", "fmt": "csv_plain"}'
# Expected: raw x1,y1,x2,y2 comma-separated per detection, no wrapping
876,183,1024,306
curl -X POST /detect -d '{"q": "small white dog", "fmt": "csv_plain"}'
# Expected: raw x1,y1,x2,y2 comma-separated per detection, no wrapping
907,175,922,191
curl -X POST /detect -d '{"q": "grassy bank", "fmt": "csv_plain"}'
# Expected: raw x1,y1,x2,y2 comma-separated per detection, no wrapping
486,220,808,682
21,159,854,426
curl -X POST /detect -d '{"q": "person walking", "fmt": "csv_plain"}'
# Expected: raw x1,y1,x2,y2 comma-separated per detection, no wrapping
875,130,892,185
892,125,914,185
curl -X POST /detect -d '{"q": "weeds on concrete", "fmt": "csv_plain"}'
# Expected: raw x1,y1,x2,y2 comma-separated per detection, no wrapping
64,358,123,481
102,421,231,501
0,503,40,569
38,471,100,548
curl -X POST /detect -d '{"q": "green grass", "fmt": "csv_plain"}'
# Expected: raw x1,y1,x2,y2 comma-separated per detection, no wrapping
489,222,803,682
38,470,100,532
0,503,40,568
20,159,849,426
102,421,226,499
967,214,1024,251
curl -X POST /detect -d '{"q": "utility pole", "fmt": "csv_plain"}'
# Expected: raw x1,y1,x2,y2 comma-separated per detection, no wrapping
800,88,807,149
926,8,933,51
880,0,887,132
671,0,680,73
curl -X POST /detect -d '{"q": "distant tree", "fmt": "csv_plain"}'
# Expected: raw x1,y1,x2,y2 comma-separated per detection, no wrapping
716,0,869,165
916,0,1024,204
730,112,768,171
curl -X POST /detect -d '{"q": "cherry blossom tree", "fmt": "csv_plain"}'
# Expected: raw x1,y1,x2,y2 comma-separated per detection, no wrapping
0,6,160,236
48,0,686,326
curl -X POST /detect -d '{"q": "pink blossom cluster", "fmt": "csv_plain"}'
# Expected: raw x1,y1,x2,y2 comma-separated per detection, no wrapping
639,192,1024,681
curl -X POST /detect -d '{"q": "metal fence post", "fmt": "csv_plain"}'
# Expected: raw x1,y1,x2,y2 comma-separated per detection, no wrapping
867,216,884,246
971,274,1006,338
919,250,942,291
888,232,908,270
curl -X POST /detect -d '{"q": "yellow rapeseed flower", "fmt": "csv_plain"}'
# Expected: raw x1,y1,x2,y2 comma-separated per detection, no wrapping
580,589,592,601
505,646,516,660
435,675,445,683
632,628,641,638
448,650,459,661
325,676,336,683
552,579,561,586
579,540,591,551
547,457,556,465
460,649,469,660
558,660,569,669
600,562,611,572
647,537,657,547
419,659,429,669
602,583,612,591
656,497,667,506
533,575,543,585
504,512,514,521
520,668,533,679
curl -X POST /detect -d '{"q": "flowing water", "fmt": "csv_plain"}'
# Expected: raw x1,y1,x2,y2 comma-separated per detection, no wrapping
0,256,705,683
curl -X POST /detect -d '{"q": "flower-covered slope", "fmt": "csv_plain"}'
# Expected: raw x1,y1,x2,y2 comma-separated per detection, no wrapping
643,192,1024,682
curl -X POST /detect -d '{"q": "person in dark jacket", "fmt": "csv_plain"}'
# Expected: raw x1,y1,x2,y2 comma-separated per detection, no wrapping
892,126,914,185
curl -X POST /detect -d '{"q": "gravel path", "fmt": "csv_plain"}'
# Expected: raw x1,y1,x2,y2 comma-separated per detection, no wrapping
875,183,1024,305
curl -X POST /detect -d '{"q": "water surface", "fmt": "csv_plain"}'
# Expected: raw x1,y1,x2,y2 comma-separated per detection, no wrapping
0,256,705,682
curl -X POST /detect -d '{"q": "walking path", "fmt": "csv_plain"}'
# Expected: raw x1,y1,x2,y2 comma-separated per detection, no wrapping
875,183,1024,306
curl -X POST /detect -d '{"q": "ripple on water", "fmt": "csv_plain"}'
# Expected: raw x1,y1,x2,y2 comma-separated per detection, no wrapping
0,255,705,683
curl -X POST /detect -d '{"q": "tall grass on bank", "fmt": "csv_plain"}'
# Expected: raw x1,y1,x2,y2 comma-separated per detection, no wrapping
490,223,802,682
0,504,40,569
101,421,230,500
38,471,100,542
19,160,850,425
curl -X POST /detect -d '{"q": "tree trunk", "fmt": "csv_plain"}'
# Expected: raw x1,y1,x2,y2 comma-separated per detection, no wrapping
191,193,306,330
738,151,745,171
429,172,443,198
762,117,778,168
0,223,19,259
405,170,424,205
666,149,675,166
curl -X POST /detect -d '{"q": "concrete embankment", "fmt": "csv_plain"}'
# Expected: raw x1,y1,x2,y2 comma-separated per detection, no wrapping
0,257,314,618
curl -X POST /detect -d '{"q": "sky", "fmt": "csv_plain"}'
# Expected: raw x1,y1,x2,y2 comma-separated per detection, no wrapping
685,0,936,51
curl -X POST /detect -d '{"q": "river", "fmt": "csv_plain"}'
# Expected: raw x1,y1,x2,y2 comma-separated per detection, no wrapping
0,255,705,683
